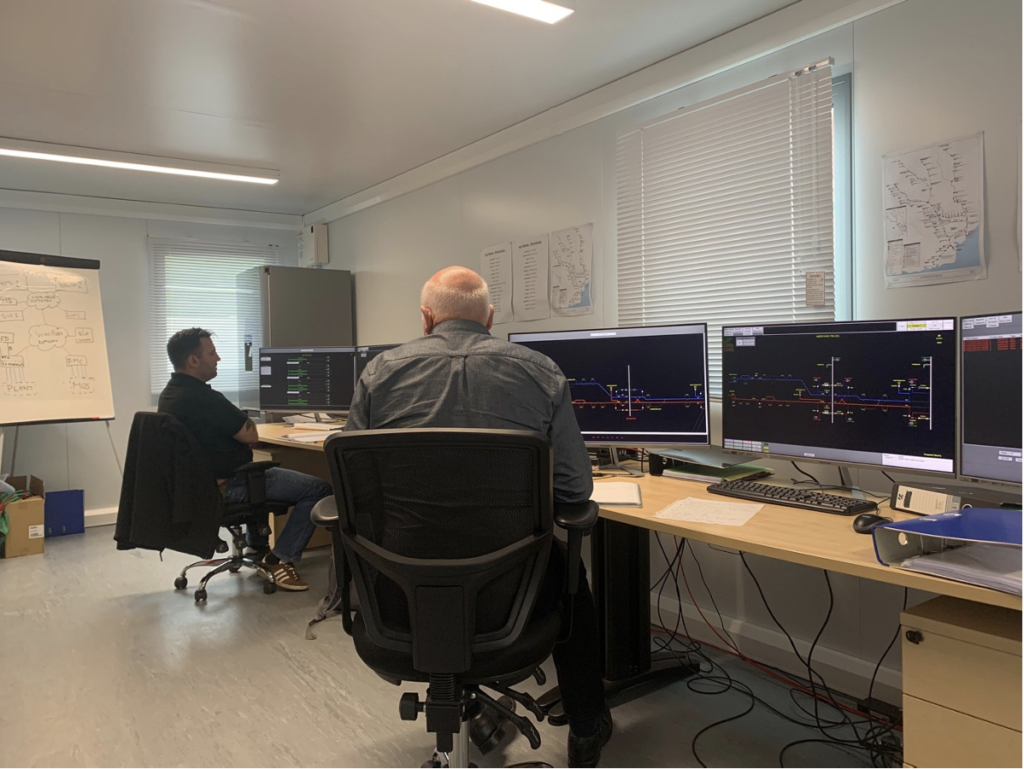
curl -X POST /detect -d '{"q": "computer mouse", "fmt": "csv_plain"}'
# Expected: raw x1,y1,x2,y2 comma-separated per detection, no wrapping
852,513,893,534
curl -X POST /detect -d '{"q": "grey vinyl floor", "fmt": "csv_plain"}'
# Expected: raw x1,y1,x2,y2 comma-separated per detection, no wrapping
0,528,884,768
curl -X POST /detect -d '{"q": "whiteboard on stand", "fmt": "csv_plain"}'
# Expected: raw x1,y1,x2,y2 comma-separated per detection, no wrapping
0,250,115,425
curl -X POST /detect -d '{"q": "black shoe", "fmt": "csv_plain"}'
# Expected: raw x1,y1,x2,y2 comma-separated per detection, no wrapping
567,708,612,768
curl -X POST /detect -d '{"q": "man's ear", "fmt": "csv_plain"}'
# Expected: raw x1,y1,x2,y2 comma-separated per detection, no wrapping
421,306,434,336
485,305,494,331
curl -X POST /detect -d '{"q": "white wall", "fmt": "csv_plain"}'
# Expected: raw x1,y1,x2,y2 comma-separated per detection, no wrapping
0,210,298,518
324,0,1020,698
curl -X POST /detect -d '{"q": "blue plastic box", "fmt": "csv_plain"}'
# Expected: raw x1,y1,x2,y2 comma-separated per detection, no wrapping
44,489,85,537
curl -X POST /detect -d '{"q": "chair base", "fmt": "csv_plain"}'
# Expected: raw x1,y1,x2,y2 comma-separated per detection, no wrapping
173,525,278,602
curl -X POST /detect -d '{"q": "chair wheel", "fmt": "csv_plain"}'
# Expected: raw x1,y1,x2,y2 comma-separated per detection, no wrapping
194,588,208,602
228,564,241,573
263,582,277,595
174,576,188,590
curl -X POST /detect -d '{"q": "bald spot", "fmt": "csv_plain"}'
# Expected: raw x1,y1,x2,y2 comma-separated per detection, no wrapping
421,266,491,325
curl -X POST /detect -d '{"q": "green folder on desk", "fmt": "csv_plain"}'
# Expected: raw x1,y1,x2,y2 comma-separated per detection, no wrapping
661,462,773,484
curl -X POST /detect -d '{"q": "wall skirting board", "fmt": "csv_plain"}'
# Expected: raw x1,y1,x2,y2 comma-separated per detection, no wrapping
650,595,902,707
85,507,118,528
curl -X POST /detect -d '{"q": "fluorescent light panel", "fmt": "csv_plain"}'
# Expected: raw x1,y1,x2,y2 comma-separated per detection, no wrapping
471,0,573,24
0,139,278,185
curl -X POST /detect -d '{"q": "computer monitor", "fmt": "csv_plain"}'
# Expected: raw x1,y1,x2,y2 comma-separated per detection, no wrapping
960,311,1022,485
721,318,957,474
508,324,710,446
258,346,356,413
355,344,401,382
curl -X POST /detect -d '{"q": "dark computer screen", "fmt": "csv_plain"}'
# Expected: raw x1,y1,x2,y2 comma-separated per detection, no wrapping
960,311,1022,484
258,347,356,412
509,324,709,446
722,318,957,474
355,344,401,382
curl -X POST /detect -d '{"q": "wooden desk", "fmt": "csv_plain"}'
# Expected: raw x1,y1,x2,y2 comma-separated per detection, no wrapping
258,427,1020,611
587,474,1020,769
594,474,1021,611
258,423,335,450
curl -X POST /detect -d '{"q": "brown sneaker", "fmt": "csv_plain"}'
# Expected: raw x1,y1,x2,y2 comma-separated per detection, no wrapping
262,561,309,592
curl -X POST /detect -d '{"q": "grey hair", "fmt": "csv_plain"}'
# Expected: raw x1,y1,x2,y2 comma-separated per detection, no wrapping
421,275,491,324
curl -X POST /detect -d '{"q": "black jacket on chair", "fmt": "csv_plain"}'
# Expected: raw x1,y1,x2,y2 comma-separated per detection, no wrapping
114,412,223,559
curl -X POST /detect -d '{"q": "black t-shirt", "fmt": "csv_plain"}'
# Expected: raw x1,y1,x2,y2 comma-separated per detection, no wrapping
158,373,253,479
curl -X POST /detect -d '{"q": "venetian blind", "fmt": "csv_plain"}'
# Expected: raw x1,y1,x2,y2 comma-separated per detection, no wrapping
616,63,835,396
148,238,284,400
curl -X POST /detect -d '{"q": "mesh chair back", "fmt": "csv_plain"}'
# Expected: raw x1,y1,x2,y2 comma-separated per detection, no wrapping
323,429,554,671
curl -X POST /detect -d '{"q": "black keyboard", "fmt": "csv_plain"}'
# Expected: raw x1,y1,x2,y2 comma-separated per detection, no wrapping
706,480,878,516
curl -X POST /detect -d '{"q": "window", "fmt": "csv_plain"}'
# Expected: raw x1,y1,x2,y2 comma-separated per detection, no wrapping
616,62,847,396
149,238,284,401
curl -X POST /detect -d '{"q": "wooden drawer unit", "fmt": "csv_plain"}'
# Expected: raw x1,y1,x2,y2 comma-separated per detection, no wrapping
904,696,1021,768
902,596,1022,768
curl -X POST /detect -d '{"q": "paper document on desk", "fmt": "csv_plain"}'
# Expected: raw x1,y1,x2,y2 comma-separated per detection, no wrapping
281,432,328,444
655,498,761,526
590,482,642,507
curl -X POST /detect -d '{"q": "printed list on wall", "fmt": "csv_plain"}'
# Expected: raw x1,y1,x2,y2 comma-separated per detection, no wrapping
479,222,594,324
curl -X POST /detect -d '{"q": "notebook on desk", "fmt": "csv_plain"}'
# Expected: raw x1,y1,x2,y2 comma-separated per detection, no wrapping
591,482,643,507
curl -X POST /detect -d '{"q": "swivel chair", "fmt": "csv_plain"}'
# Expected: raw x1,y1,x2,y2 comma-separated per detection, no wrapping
312,428,598,767
173,460,293,602
115,411,292,603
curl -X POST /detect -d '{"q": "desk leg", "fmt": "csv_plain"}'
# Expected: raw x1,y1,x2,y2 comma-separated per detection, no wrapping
538,518,699,724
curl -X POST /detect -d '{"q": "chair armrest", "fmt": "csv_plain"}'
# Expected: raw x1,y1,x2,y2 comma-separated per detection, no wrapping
312,495,339,528
554,500,599,595
554,500,599,532
226,461,281,507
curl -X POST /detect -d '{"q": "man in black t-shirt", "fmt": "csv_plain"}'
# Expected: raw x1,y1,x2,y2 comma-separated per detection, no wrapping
158,328,331,591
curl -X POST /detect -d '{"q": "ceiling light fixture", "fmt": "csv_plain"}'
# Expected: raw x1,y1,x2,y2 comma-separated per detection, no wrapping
0,137,279,185
471,0,574,24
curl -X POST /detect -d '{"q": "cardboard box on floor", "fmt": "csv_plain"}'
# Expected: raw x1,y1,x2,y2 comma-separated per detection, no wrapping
2,475,46,558
268,509,332,552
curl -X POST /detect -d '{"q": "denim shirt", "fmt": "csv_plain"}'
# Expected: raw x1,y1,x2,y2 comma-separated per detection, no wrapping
346,319,593,503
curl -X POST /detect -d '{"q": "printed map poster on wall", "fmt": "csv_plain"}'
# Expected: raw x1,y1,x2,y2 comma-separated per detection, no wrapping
550,223,594,317
480,242,513,324
883,133,986,287
512,235,550,322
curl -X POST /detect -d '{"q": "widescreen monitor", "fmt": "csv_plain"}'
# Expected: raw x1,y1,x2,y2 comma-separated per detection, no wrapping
721,318,957,474
960,311,1022,485
509,324,709,446
258,346,356,412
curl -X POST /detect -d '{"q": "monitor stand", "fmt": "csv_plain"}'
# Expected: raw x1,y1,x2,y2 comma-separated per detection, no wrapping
595,447,644,477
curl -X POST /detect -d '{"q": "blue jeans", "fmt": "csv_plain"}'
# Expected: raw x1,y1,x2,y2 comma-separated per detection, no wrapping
223,467,332,564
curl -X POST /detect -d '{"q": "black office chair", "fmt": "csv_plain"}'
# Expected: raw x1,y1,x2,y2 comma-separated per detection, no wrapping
115,411,292,603
311,428,598,768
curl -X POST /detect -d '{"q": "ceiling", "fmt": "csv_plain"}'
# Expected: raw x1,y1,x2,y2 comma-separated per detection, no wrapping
0,0,794,217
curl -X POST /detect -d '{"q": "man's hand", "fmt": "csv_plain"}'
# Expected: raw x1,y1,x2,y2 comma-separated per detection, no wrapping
233,417,260,445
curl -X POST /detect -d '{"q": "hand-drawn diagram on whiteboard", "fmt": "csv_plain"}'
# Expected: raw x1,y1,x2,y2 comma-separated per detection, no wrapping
549,223,594,316
0,253,115,424
883,133,985,287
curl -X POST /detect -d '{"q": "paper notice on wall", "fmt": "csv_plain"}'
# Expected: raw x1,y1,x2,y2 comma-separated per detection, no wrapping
805,271,825,306
512,235,550,321
480,242,513,324
550,223,594,317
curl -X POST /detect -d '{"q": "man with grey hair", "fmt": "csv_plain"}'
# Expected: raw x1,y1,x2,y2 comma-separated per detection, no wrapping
347,266,610,767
